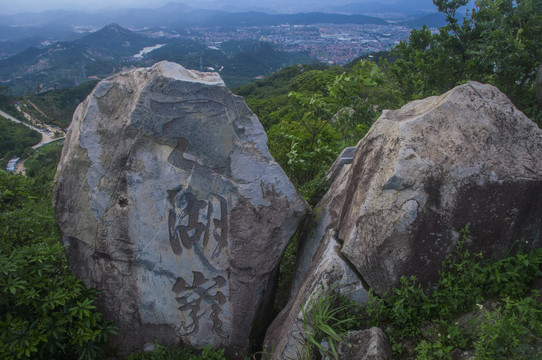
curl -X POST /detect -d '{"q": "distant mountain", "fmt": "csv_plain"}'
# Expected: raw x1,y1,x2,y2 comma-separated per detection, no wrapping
0,24,78,42
218,41,315,87
0,5,387,30
0,24,156,94
328,0,474,19
0,24,317,94
72,23,155,57
329,0,436,18
205,11,387,27
0,38,46,60
400,11,467,28
401,12,447,28
146,40,316,88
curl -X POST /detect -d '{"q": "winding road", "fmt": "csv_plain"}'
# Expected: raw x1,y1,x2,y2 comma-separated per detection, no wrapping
0,109,65,149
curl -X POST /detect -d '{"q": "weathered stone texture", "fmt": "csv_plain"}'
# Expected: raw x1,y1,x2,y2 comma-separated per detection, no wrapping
263,229,368,359
337,81,542,295
53,61,309,357
325,328,392,360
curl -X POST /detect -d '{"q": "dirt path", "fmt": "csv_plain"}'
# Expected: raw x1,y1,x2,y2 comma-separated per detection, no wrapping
26,100,50,120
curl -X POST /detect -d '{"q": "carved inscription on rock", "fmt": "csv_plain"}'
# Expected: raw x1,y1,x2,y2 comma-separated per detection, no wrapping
167,188,230,339
172,271,228,338
168,191,228,260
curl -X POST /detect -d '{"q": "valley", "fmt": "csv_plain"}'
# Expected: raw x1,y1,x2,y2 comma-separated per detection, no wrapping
0,4,441,95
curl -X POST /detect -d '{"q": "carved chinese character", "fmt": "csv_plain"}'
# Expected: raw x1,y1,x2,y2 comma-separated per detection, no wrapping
172,271,228,338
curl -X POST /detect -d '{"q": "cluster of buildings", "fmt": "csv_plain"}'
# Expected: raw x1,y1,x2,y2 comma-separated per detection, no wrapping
182,23,412,65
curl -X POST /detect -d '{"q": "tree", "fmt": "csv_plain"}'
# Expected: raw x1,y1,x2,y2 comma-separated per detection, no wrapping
389,0,542,125
266,61,400,201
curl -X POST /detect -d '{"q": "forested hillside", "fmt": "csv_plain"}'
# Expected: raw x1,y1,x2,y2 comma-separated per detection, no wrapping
22,81,99,129
1,0,541,359
235,0,541,204
0,116,40,169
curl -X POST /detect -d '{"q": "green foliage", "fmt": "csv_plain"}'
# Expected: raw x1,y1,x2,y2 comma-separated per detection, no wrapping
24,141,64,181
0,171,116,359
259,60,401,202
473,296,542,359
236,60,404,203
301,289,357,360
234,63,332,101
274,236,299,314
0,116,40,162
126,343,227,360
0,86,19,118
389,0,542,125
364,227,542,358
25,81,98,129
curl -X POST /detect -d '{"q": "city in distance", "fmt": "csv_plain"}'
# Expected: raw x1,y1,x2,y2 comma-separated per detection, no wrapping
0,0,474,94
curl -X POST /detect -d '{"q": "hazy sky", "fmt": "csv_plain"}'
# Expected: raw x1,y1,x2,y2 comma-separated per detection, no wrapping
0,0,406,15
0,0,172,14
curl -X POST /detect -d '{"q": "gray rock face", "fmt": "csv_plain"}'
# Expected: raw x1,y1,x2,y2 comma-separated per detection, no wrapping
263,229,368,359
325,146,356,185
264,146,368,359
53,61,309,356
337,81,542,295
325,328,392,360
290,148,357,300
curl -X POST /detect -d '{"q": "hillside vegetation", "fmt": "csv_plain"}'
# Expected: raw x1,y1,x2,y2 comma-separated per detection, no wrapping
0,0,541,359
0,116,40,169
22,81,99,129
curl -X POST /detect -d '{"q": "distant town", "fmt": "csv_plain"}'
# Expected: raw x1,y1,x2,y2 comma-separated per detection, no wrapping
145,23,414,65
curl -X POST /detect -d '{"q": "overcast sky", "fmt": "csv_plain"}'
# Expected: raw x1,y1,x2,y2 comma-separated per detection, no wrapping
0,0,406,15
1,0,171,14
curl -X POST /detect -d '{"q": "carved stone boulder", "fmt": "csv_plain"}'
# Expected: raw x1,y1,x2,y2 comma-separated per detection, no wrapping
53,61,309,357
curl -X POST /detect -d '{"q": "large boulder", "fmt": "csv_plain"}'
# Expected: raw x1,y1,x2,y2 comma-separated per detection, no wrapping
53,61,309,357
336,81,542,295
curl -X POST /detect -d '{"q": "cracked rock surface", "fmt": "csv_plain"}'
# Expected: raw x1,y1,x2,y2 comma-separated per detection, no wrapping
53,61,309,357
337,81,542,295
265,82,542,359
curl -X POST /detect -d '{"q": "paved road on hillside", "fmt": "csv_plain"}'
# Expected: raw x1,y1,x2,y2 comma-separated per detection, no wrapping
0,109,64,149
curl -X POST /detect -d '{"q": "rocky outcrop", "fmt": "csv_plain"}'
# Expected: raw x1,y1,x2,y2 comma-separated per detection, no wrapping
264,144,369,359
325,146,356,185
335,81,542,295
264,228,368,358
322,328,392,360
53,61,309,357
265,81,542,359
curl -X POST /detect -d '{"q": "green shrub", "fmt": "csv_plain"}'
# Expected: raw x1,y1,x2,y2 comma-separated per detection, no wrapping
364,227,542,358
126,343,227,360
0,116,41,161
301,288,359,360
0,171,116,359
474,296,542,360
